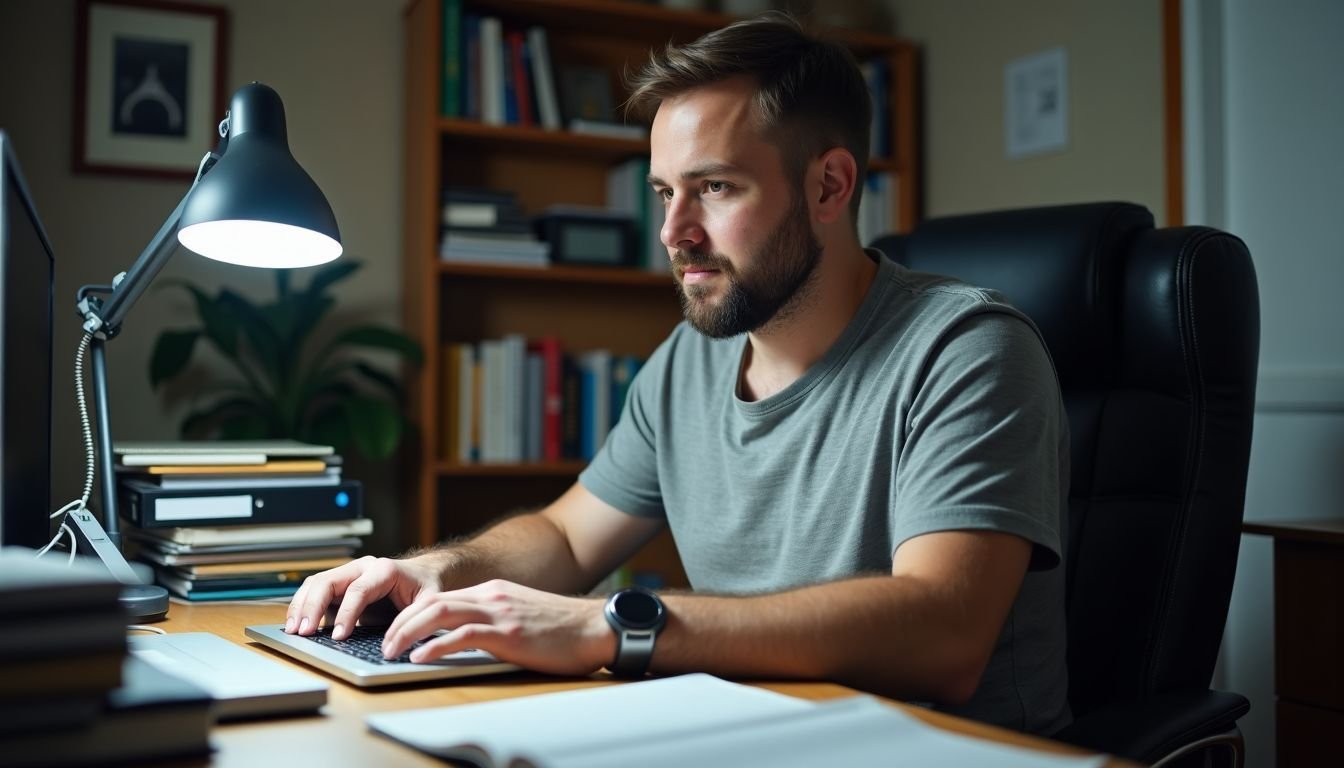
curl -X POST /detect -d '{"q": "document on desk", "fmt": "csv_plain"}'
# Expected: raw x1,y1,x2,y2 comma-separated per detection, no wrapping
366,673,1107,768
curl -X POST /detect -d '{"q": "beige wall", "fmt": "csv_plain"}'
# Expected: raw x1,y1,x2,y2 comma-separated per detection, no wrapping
887,0,1167,223
0,0,407,551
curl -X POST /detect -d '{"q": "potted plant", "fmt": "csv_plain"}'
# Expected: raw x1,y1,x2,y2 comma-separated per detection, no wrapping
148,260,422,460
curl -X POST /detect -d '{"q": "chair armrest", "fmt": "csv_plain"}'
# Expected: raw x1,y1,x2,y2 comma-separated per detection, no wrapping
1054,689,1249,764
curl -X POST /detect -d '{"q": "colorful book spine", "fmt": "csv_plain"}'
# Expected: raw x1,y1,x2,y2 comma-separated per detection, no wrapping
526,26,562,130
441,0,463,117
507,31,534,127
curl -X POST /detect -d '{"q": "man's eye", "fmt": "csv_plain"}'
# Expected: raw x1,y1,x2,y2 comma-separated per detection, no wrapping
706,181,727,193
657,188,673,201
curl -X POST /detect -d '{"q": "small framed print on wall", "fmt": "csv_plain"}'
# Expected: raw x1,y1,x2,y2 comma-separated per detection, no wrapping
74,0,229,179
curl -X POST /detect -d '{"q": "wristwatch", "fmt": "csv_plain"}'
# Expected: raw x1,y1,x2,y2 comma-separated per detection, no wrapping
603,586,667,678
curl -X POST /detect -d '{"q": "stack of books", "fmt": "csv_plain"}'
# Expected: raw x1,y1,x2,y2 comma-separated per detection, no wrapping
440,186,550,267
0,550,213,765
441,335,645,465
115,440,370,601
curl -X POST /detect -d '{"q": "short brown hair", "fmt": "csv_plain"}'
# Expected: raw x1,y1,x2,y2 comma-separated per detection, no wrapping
625,12,872,220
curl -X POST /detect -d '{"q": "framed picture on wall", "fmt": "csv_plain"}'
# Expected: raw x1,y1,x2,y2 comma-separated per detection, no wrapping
74,0,229,179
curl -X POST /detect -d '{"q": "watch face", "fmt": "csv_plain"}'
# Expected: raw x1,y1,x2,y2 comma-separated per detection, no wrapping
612,589,664,629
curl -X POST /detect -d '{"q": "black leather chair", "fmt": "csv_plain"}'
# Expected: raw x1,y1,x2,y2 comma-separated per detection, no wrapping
872,202,1258,767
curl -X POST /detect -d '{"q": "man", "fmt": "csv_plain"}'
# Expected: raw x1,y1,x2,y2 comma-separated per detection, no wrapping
287,13,1071,734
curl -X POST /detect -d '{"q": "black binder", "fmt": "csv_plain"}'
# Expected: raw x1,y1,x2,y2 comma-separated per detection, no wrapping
119,478,364,528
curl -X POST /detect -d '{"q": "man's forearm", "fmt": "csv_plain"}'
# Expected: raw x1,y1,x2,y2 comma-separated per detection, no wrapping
654,575,992,704
405,512,593,594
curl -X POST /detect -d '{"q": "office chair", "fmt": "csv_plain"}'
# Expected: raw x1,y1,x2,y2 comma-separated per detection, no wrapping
871,202,1258,767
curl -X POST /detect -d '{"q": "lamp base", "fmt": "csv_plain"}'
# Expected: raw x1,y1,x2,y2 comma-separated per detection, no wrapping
121,583,169,623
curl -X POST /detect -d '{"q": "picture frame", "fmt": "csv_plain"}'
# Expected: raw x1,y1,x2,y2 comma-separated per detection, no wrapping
74,0,229,179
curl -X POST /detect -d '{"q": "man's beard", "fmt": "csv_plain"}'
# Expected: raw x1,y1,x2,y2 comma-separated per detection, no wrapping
672,195,823,339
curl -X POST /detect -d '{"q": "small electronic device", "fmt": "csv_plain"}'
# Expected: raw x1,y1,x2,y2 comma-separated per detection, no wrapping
535,206,636,267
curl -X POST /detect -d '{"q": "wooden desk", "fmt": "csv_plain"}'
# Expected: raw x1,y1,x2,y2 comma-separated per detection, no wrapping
161,602,1122,766
1243,519,1344,768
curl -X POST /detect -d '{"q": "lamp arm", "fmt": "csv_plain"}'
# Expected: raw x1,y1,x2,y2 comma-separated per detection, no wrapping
77,147,221,338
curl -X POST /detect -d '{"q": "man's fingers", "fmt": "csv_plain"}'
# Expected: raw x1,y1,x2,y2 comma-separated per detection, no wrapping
329,570,397,640
408,624,496,663
285,557,370,635
382,598,492,659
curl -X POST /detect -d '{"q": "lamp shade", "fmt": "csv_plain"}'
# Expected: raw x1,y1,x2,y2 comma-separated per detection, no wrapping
177,83,342,268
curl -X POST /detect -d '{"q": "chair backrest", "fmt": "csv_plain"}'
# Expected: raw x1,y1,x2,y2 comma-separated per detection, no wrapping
872,202,1260,717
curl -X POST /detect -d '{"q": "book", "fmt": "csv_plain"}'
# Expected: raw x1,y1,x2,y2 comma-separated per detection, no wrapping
0,547,123,617
0,650,127,697
129,536,363,557
441,0,463,117
528,337,564,461
526,26,561,130
128,517,374,547
173,556,349,577
463,14,481,120
115,439,334,462
141,469,341,490
154,570,314,599
479,16,505,125
132,459,331,474
441,232,550,268
1,655,212,767
366,674,1106,768
133,542,355,567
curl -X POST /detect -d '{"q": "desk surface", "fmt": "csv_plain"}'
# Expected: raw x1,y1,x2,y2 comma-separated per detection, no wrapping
162,601,1121,766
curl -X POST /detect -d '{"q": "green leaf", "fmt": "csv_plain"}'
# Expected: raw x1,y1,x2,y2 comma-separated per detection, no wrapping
285,294,336,355
342,396,403,459
305,402,352,452
303,260,361,299
217,289,284,392
329,326,424,365
159,279,242,360
349,361,405,403
149,330,201,388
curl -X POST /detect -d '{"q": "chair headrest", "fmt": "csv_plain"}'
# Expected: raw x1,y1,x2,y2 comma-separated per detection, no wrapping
872,202,1154,387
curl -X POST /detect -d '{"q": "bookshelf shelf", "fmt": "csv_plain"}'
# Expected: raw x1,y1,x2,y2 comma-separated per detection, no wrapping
437,461,589,477
401,0,921,568
439,261,673,287
438,118,648,159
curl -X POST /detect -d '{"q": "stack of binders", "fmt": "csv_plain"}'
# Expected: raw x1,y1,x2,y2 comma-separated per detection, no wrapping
115,440,370,601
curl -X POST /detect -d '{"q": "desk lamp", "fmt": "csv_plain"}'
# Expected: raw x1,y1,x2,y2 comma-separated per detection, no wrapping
62,82,341,621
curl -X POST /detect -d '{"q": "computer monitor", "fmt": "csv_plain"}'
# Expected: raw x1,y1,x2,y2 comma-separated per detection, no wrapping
0,130,55,549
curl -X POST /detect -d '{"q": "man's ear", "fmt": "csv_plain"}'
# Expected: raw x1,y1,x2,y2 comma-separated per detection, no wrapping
812,147,858,225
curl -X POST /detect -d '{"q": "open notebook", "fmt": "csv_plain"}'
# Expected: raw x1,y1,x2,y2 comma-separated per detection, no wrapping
366,673,1108,768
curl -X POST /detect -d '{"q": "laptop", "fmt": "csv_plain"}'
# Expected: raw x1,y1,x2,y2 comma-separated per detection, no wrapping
128,631,328,719
245,623,521,686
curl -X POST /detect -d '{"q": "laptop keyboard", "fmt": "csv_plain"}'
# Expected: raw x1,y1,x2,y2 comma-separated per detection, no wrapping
304,625,427,665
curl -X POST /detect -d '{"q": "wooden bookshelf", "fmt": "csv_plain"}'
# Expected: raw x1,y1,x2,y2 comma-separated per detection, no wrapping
400,0,921,586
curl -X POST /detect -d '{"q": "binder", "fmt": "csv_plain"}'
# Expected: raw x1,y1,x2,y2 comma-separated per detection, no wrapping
120,478,364,529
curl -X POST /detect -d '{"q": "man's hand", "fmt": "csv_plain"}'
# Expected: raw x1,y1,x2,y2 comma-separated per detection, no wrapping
286,555,445,640
380,579,616,676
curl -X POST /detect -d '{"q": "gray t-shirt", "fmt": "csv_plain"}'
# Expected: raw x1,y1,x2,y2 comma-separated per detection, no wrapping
580,253,1070,735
